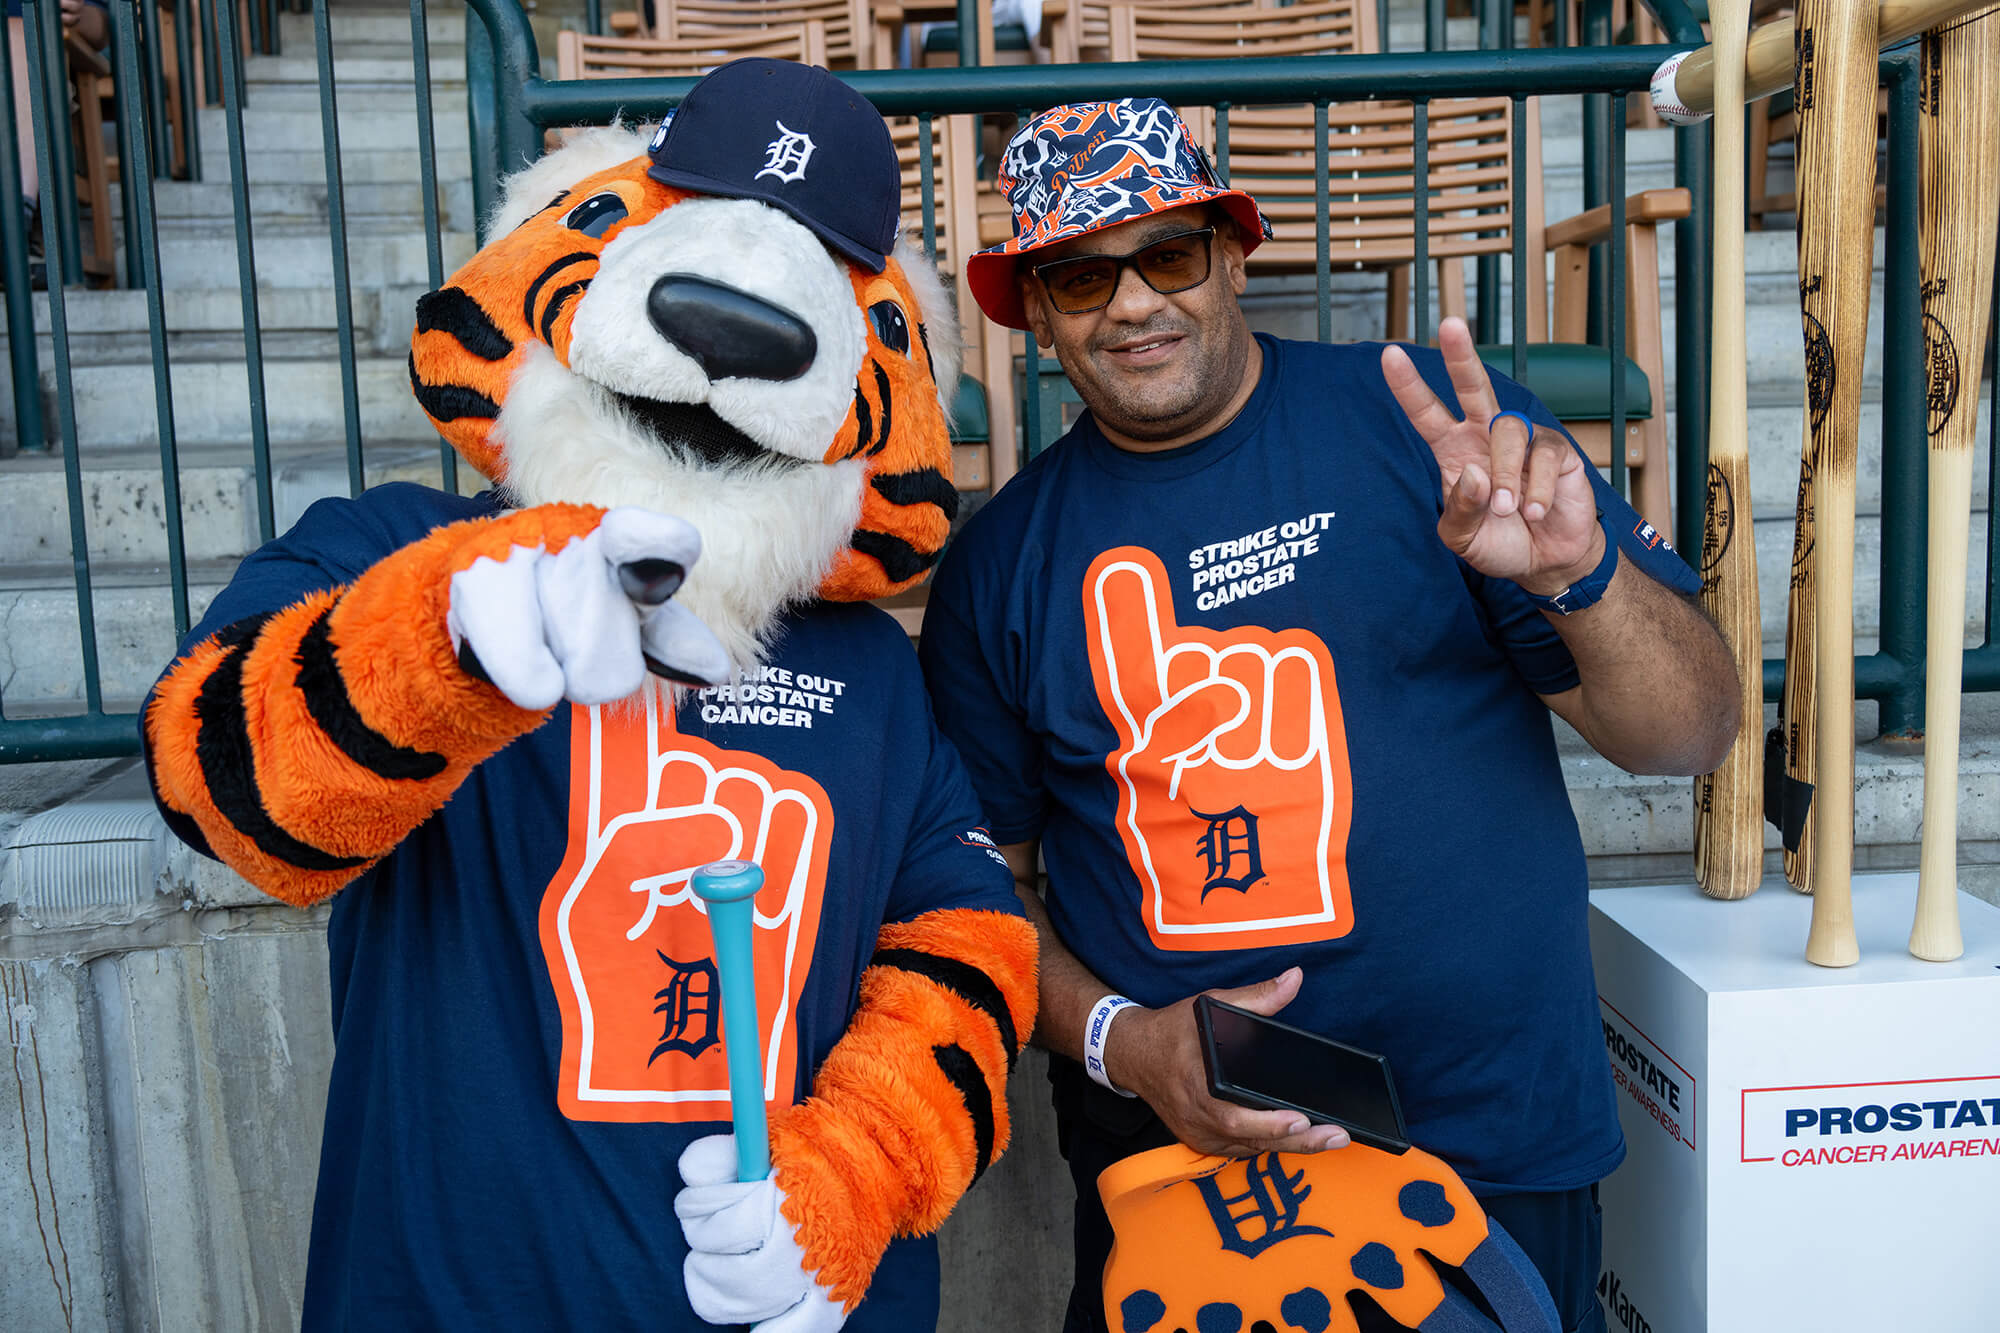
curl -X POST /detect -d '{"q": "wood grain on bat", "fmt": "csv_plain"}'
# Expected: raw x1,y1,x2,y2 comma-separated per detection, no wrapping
1793,0,1874,966
1912,6,2000,961
1661,0,1992,118
1694,0,1764,901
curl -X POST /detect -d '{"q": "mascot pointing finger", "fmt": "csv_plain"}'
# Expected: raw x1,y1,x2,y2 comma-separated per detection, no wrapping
142,59,1037,1332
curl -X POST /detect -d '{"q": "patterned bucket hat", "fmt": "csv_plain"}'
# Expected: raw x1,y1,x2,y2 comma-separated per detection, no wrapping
966,98,1273,331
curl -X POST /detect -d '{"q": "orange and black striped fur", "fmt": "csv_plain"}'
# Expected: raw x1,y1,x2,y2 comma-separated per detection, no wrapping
412,123,965,655
148,123,970,905
781,910,1036,1308
143,123,1033,1308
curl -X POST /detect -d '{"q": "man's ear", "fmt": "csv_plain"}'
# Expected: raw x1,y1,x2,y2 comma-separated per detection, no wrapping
1219,226,1250,297
1018,273,1053,344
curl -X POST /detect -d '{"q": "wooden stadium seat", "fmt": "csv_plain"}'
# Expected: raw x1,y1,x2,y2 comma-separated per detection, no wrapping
64,31,116,282
556,23,830,80
1047,0,1269,64
1105,0,1369,61
865,0,1037,69
610,0,879,69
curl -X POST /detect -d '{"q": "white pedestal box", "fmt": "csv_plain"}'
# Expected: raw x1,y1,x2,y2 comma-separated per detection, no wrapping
1588,873,2000,1333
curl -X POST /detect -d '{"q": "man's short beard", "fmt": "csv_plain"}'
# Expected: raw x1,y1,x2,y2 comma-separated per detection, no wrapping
1073,316,1245,442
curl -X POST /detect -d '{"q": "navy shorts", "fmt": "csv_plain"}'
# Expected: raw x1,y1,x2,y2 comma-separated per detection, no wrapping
1051,1057,1607,1333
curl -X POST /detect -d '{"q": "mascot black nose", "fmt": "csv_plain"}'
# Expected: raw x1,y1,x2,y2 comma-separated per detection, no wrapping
647,275,818,382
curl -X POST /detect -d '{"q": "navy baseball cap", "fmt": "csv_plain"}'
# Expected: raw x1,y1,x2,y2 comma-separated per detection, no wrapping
647,58,901,273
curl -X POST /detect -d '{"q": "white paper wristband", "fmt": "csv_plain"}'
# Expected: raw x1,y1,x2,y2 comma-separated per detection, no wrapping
1083,995,1140,1097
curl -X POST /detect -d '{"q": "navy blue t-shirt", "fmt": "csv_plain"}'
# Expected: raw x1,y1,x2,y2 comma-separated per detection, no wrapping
164,483,1023,1331
920,334,1698,1194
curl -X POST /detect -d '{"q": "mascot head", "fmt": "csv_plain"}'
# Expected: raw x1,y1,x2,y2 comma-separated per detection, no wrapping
409,60,963,671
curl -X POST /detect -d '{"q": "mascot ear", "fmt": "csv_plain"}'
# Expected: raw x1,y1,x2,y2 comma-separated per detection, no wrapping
484,122,654,238
412,125,658,483
892,235,963,412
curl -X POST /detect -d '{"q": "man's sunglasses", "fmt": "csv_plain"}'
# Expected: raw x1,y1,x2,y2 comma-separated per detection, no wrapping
1031,227,1216,315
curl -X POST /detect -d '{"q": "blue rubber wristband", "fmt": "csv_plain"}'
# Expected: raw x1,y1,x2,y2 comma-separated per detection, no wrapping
1487,409,1536,436
1523,529,1618,615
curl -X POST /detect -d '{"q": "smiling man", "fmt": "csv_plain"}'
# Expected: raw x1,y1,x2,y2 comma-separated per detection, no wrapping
918,98,1738,1333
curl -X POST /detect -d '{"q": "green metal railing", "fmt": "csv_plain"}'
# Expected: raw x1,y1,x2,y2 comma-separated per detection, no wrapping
0,0,290,454
0,0,412,758
0,0,1993,764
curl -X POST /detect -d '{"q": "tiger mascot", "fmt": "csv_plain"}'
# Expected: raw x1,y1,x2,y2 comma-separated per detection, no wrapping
142,59,1036,1333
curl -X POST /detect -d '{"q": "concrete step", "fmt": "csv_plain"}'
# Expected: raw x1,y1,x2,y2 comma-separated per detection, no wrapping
209,80,467,117
1664,389,1995,545
145,226,476,291
244,51,468,85
0,445,474,706
8,326,386,372
274,6,465,50
0,283,448,370
9,285,375,339
1741,508,1991,652
186,146,480,189
193,102,472,160
1382,13,1514,50
1733,387,1994,516
0,561,229,709
1564,694,2000,879
0,441,464,568
133,177,476,230
9,355,437,449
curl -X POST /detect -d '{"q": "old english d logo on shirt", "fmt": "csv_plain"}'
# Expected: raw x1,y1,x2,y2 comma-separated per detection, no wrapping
540,683,833,1123
1085,547,1354,950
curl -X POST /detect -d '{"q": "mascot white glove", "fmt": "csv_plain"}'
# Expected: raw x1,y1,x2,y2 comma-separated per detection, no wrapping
676,1134,848,1333
446,506,729,707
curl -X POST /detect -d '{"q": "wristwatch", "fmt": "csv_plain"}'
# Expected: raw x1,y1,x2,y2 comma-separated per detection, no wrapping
1524,532,1618,615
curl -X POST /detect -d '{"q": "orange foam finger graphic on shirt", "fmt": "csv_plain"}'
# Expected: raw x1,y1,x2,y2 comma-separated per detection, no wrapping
540,683,832,1124
1085,548,1354,951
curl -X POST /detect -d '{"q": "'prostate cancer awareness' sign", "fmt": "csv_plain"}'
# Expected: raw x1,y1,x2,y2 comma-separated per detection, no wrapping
540,682,832,1124
1084,547,1354,951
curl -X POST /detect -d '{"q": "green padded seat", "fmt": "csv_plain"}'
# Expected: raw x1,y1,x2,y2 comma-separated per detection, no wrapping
1476,342,1652,422
921,22,1032,55
949,374,990,443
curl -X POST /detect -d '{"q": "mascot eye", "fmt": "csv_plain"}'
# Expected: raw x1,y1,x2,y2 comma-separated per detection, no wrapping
868,300,912,356
565,193,629,239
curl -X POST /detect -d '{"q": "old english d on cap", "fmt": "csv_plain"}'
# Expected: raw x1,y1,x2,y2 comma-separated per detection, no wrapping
647,58,901,273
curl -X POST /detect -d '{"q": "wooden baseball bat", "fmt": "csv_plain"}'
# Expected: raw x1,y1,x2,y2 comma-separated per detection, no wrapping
1911,7,2000,961
1792,0,1876,967
1693,0,1765,901
1651,0,1993,122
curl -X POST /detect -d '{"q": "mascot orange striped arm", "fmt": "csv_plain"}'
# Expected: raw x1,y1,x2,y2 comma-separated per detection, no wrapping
142,61,1035,1333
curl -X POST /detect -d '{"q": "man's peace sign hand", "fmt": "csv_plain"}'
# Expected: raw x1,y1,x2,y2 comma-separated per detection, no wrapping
1381,317,1605,596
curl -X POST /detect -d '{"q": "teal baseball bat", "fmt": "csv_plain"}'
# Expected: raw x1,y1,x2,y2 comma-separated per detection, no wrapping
692,859,770,1181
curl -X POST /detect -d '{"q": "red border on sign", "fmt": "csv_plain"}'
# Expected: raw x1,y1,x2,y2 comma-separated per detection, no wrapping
1738,1074,2000,1162
1599,997,1698,1152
